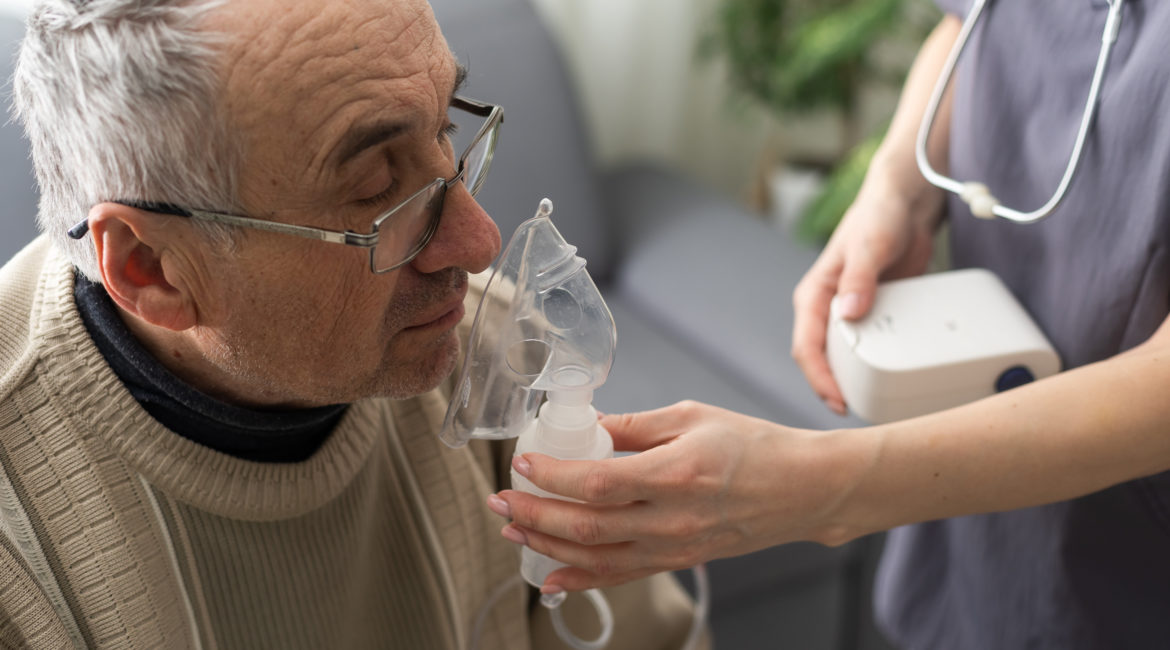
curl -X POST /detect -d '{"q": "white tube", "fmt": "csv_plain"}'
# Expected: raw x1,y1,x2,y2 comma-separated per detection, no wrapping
546,588,615,650
468,574,525,650
681,564,710,650
470,562,711,649
542,562,710,650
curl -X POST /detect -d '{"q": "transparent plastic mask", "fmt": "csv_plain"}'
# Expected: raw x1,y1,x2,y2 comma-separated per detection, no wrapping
440,199,616,448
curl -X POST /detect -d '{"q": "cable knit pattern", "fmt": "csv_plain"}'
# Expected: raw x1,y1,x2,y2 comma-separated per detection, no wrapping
0,237,698,649
0,238,528,649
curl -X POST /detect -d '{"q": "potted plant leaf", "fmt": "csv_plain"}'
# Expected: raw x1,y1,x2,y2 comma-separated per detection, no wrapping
701,0,939,242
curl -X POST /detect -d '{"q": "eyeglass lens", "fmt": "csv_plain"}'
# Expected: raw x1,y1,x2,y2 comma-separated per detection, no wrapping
371,107,497,272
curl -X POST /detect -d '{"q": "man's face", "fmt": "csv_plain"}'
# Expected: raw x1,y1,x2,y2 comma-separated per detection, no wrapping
192,0,500,407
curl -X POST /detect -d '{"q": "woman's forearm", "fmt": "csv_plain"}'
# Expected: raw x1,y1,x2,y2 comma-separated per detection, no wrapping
828,329,1170,540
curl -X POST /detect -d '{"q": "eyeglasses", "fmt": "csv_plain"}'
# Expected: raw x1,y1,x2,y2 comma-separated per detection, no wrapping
68,96,503,273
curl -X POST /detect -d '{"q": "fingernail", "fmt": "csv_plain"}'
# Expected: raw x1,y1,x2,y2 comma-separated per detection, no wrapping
825,398,846,415
839,292,863,318
501,525,528,546
512,455,531,477
541,584,564,595
486,494,511,518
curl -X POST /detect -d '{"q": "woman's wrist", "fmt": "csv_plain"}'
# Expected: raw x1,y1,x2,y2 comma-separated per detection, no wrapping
800,425,890,547
864,145,946,230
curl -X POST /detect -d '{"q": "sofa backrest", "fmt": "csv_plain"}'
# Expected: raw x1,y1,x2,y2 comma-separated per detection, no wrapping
429,0,615,280
0,12,40,265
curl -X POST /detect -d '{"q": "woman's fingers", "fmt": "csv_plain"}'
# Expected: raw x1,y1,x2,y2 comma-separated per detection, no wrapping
503,522,639,577
598,402,696,451
792,258,849,412
539,565,659,594
498,522,698,592
511,453,648,504
497,489,646,546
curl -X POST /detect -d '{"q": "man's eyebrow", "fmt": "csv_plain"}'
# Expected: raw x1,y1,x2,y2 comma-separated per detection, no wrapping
451,62,468,102
333,63,470,168
335,121,408,168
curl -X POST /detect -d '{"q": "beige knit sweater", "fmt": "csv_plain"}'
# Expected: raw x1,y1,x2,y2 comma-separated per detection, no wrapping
0,238,699,650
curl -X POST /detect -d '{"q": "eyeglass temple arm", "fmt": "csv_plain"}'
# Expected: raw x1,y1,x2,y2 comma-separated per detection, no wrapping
452,95,496,117
66,201,190,240
915,0,1124,223
67,200,376,246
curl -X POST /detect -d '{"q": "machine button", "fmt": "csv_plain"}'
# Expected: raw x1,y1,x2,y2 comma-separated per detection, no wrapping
995,365,1035,392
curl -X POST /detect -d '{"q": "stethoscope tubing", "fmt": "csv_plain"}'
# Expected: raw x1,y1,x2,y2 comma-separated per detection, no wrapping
915,0,1125,223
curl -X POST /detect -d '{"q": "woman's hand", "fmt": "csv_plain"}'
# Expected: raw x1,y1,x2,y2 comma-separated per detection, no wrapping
487,401,878,592
791,14,959,414
791,178,941,414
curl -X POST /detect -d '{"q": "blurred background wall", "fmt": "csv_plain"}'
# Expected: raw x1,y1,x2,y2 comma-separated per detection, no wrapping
0,0,25,17
527,0,832,207
524,0,931,236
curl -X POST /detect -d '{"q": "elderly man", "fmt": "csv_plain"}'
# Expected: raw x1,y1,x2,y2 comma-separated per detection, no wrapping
0,0,698,647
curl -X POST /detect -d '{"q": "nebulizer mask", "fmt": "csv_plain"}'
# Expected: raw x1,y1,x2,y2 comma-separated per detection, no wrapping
442,200,707,650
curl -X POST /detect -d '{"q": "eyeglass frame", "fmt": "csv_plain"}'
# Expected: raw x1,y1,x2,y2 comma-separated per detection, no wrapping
67,95,503,273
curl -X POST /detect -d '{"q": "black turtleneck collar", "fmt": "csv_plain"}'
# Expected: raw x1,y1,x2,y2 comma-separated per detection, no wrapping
73,273,347,463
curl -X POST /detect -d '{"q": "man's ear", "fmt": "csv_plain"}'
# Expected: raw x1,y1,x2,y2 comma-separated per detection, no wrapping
87,203,198,332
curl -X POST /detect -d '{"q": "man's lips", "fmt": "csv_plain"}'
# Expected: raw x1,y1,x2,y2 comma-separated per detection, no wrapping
405,295,467,331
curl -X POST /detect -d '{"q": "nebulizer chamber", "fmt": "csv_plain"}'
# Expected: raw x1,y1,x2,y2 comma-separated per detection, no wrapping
444,200,707,650
442,197,616,584
512,387,614,586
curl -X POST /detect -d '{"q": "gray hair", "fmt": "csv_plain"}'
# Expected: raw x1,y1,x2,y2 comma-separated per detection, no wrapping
14,0,240,282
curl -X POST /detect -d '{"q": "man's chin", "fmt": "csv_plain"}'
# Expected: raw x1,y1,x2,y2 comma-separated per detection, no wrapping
371,334,461,400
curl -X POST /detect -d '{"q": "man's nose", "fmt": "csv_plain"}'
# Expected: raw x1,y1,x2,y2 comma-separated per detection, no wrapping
409,182,501,275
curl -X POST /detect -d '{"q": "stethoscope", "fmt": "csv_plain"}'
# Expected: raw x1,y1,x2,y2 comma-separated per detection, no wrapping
915,0,1126,223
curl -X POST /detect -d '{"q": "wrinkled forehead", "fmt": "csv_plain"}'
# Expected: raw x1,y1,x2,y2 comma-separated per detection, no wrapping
207,0,457,175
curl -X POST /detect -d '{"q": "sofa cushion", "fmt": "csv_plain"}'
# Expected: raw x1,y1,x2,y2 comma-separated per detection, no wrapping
0,13,40,265
605,164,864,430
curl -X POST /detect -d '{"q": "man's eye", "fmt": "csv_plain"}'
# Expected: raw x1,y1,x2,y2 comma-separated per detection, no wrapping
440,122,459,143
356,184,396,208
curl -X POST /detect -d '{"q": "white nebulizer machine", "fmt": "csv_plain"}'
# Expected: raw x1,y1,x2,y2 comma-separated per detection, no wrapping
442,199,708,650
826,268,1061,424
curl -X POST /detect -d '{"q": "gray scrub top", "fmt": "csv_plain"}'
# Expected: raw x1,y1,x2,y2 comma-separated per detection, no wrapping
875,1,1170,648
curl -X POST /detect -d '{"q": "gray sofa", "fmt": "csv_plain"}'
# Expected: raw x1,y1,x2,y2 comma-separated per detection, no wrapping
0,3,891,648
0,13,38,260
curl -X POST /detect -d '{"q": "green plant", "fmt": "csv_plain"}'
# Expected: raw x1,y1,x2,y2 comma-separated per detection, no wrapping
796,128,882,242
701,0,938,242
702,0,902,150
